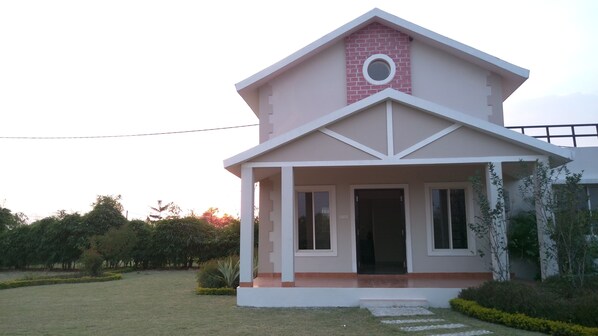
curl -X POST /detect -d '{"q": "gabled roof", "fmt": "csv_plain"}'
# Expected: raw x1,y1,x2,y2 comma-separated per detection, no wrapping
236,8,530,115
224,88,572,176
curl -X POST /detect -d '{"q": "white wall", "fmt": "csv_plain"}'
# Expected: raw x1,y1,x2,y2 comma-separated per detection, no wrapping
258,42,347,141
411,40,504,125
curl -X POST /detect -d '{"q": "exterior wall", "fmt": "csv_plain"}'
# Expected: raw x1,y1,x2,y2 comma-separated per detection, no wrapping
345,22,411,104
258,42,347,141
261,165,491,274
404,127,538,159
411,40,504,125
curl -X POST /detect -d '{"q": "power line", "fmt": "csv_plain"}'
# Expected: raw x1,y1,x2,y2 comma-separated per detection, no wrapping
0,123,258,140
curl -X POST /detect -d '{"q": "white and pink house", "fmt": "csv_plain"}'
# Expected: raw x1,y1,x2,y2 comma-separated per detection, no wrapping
224,8,597,307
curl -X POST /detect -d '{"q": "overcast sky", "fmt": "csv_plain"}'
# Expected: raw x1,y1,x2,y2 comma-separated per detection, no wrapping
1,0,596,221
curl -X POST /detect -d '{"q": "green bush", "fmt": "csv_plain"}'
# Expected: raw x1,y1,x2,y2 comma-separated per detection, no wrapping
197,255,240,289
508,212,539,264
80,248,104,276
197,259,225,288
459,279,598,327
451,298,598,336
196,287,236,295
0,273,122,290
217,255,239,288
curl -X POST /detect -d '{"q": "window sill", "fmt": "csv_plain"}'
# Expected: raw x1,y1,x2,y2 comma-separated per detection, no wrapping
427,249,476,257
295,250,337,257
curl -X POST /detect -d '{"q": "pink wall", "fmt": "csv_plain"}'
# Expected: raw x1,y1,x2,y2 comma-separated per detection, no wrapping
345,22,411,104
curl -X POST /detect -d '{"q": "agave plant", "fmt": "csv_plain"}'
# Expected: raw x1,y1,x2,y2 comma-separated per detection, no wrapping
217,256,240,288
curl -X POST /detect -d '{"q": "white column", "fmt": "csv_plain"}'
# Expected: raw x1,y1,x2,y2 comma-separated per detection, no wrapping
534,158,559,279
486,162,510,281
239,165,255,287
280,166,295,286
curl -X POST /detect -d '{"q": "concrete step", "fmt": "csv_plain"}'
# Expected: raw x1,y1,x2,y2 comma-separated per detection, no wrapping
360,298,429,308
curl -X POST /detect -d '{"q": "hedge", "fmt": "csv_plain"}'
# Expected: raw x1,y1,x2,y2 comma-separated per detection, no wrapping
0,273,122,290
196,287,236,296
450,298,598,336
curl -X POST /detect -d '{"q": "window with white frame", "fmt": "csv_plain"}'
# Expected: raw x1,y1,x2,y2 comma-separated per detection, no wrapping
425,183,475,256
296,186,336,256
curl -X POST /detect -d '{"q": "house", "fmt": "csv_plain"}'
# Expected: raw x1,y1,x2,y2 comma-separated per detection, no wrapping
224,8,589,308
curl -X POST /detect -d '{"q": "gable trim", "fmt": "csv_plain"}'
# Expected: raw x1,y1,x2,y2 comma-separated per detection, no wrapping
395,124,461,159
224,89,572,175
244,155,550,169
386,101,394,156
319,128,386,160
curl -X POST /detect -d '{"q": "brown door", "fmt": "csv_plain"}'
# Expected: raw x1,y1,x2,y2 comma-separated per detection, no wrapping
355,189,407,274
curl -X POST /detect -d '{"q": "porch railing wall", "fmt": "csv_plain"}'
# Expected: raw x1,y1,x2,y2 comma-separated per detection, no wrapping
507,123,598,147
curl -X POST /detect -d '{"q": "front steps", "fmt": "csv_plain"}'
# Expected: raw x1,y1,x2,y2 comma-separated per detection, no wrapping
360,298,429,308
365,302,494,335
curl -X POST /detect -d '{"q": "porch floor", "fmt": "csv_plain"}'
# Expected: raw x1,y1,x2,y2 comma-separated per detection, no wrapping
252,273,491,289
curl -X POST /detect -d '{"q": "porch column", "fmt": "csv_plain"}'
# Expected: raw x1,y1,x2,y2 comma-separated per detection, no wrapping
281,166,295,287
239,165,255,287
486,162,510,281
534,158,559,279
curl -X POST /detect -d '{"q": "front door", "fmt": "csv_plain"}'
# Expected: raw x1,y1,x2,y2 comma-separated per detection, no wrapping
355,189,406,274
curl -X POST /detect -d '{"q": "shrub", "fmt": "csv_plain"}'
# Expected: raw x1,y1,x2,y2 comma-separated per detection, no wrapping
197,255,240,289
0,273,122,290
197,259,225,288
451,298,598,336
80,248,104,276
459,279,598,327
217,255,240,288
196,287,236,295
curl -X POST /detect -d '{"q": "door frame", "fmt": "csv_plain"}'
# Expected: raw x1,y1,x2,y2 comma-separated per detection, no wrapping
350,184,413,273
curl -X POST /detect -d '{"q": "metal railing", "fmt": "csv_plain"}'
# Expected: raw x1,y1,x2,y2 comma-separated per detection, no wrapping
507,123,598,147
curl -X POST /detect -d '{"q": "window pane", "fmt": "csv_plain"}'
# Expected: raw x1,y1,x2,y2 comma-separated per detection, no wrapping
297,192,313,250
432,189,450,249
367,60,390,81
313,192,331,250
450,189,468,249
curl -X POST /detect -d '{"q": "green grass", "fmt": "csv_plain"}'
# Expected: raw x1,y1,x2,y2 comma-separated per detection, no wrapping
0,270,544,335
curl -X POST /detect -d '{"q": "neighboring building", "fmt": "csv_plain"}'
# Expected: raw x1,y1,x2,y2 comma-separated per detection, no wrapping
224,8,595,307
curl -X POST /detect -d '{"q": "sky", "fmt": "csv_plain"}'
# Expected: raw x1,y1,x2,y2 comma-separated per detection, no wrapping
1,0,597,222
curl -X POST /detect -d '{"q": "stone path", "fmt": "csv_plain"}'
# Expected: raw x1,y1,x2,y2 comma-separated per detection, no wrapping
367,306,493,336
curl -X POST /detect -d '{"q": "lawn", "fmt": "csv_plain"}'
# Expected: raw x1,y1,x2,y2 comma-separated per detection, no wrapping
0,270,544,335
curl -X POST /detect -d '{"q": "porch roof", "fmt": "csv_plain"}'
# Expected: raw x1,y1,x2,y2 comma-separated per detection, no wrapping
224,89,573,177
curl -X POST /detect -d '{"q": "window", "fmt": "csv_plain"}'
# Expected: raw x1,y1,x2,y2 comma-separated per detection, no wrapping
586,185,598,211
362,54,396,85
296,186,336,256
425,183,475,256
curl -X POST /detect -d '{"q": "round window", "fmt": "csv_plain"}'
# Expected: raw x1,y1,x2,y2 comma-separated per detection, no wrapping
362,54,396,85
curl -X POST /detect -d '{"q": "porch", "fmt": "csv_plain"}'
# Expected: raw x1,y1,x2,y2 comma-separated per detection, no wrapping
238,273,492,308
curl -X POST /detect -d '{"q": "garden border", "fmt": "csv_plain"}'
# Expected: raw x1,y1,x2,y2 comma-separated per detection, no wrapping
450,298,598,336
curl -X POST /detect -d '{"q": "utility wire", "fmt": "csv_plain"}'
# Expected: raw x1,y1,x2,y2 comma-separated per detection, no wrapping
0,123,258,140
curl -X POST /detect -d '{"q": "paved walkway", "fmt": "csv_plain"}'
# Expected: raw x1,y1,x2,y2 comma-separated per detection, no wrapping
367,307,492,336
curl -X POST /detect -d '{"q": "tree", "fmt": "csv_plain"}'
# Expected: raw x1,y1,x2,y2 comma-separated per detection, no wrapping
0,206,24,233
148,200,181,222
128,219,153,269
152,217,212,267
93,222,138,268
201,207,237,228
519,160,597,287
83,195,127,237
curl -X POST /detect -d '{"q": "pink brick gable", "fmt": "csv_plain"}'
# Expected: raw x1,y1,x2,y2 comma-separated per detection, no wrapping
345,22,412,104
